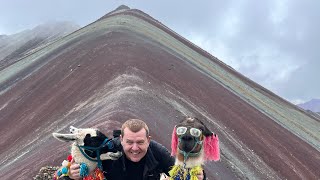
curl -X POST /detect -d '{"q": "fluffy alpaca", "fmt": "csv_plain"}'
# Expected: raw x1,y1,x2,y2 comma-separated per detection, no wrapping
52,126,122,179
168,117,220,180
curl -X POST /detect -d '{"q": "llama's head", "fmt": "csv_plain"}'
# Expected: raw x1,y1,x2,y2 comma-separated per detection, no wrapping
53,126,122,159
171,117,220,166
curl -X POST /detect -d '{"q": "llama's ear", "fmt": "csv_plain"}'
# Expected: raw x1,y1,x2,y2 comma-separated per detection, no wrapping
70,126,78,134
195,117,213,137
96,130,107,139
202,126,213,137
52,133,76,142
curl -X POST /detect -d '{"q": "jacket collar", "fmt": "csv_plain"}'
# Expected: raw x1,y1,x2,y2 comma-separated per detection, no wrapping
143,144,159,176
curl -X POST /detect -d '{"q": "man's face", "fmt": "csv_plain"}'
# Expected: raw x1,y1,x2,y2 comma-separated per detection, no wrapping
120,128,150,162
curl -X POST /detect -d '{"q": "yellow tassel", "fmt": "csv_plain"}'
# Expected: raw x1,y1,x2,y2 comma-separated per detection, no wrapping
189,166,203,180
169,165,181,178
168,165,203,180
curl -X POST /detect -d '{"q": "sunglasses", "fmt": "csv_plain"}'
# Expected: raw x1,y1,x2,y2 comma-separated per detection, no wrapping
176,126,202,137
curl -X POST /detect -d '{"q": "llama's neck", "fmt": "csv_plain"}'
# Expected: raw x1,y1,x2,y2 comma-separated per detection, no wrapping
175,148,205,169
71,143,97,172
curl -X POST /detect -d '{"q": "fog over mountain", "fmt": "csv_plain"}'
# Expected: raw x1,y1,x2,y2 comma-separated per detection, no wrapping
0,21,79,70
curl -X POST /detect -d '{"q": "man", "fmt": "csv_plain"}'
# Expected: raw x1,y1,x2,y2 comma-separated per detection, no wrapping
69,119,204,180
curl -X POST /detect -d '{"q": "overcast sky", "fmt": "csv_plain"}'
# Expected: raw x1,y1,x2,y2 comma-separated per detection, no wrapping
1,0,319,104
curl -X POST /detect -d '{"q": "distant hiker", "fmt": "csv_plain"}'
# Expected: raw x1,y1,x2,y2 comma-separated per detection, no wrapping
68,119,205,180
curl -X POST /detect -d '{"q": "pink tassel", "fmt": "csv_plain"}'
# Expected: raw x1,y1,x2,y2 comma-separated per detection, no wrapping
171,126,178,156
204,134,220,161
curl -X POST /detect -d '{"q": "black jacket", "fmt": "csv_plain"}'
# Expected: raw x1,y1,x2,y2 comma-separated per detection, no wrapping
102,139,175,180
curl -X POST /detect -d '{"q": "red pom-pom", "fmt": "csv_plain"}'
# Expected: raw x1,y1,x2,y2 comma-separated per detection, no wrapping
67,155,73,162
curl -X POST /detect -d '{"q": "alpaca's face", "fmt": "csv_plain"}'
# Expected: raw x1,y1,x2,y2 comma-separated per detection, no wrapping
172,117,220,167
83,130,121,158
53,127,122,159
71,128,98,146
176,117,212,154
82,130,107,158
176,118,204,154
69,128,121,158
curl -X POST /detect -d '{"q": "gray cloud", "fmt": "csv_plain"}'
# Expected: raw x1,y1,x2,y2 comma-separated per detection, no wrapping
177,0,320,103
0,0,319,103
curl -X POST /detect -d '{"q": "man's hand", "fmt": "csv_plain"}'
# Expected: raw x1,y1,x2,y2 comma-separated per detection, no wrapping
69,159,81,180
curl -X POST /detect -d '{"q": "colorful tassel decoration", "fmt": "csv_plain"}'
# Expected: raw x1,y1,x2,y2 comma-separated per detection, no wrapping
171,126,178,156
67,155,73,162
204,134,220,161
83,168,105,180
169,165,203,180
80,163,89,177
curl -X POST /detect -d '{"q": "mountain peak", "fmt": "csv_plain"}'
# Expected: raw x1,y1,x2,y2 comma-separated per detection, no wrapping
97,5,131,21
297,98,320,112
115,4,130,11
310,98,320,102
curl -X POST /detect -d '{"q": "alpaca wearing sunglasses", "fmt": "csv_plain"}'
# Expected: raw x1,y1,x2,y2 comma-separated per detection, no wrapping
168,117,220,180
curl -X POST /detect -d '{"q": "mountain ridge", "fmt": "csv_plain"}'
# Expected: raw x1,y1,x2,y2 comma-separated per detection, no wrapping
0,21,80,71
